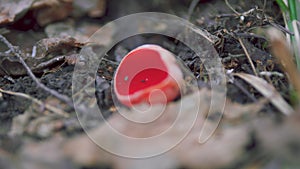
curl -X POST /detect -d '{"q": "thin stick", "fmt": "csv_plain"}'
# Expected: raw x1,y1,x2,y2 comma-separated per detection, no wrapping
0,88,69,117
101,57,119,65
187,0,200,20
238,38,258,76
222,53,245,62
292,20,300,69
0,52,14,57
262,0,267,11
259,71,284,78
268,21,294,35
0,34,74,108
225,0,240,15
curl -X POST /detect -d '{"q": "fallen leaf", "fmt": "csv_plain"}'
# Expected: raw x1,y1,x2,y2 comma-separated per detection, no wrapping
31,0,73,26
267,27,300,97
8,97,68,138
63,90,250,169
0,57,27,76
15,112,300,168
0,35,83,76
0,0,34,25
9,111,32,137
234,73,294,115
223,98,267,121
19,135,73,169
13,88,282,169
254,113,300,163
34,37,83,59
8,83,278,169
31,0,62,8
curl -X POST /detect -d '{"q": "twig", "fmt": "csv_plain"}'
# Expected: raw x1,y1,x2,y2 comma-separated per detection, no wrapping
225,0,241,15
187,0,200,20
0,88,69,117
222,53,245,62
234,32,267,40
268,21,295,35
259,71,284,77
101,57,119,65
262,0,267,11
291,20,300,68
218,6,256,18
238,38,258,76
0,34,74,108
241,7,256,16
216,13,237,18
3,75,15,83
0,52,14,57
34,55,65,70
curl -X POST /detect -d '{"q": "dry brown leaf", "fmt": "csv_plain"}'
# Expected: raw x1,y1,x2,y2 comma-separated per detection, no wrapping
0,57,27,76
32,0,73,26
267,27,300,97
32,0,62,8
9,108,66,138
0,0,34,25
9,111,32,137
234,73,294,115
0,0,106,27
35,37,83,59
15,89,270,169
223,98,267,121
0,36,83,76
8,95,69,138
63,90,251,169
254,113,300,162
15,113,300,169
19,135,71,169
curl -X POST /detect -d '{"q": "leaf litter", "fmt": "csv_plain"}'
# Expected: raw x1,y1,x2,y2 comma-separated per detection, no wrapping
17,89,254,169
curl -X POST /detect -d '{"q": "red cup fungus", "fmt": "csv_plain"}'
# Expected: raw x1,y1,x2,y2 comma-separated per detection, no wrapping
114,44,183,107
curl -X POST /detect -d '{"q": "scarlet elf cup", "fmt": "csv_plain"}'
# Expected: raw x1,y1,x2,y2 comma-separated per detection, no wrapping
113,44,184,107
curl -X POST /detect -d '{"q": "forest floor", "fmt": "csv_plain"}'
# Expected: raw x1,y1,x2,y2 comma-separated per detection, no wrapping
0,0,299,169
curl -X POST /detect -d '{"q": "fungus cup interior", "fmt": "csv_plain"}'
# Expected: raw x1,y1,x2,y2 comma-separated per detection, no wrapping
114,44,183,107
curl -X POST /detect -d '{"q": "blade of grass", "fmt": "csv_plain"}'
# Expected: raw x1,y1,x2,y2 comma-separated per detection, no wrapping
276,0,300,70
287,0,300,70
288,0,297,21
276,0,289,12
